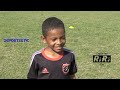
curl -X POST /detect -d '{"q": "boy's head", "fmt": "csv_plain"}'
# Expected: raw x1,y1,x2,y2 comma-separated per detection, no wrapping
41,17,66,53
42,17,65,37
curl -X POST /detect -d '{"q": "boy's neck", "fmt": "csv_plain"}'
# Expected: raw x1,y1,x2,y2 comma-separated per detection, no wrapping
43,47,63,59
44,47,63,58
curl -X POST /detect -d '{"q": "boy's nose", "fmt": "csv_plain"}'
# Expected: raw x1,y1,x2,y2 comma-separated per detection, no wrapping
56,39,62,45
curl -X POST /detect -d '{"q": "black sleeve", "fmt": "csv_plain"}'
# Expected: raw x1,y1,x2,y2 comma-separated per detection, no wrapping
27,57,39,79
69,54,77,75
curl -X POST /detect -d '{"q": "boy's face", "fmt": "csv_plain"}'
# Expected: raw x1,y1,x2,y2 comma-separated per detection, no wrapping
42,28,66,53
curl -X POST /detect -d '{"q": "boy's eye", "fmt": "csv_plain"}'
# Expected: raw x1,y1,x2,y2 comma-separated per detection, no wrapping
61,37,65,39
51,37,65,42
60,37,65,40
52,38,57,41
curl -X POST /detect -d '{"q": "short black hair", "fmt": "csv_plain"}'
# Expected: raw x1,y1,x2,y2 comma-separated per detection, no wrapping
42,17,65,37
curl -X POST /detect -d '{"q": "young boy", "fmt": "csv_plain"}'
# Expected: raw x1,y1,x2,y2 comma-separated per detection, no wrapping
27,17,77,79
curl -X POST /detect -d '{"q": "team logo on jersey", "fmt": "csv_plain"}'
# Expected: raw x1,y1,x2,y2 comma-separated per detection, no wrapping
42,68,49,73
62,63,70,74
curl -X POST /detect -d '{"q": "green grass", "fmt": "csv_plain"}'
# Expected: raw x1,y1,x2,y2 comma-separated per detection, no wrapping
0,11,120,79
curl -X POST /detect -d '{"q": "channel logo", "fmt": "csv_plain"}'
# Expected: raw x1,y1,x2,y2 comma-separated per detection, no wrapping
93,53,111,63
4,38,29,42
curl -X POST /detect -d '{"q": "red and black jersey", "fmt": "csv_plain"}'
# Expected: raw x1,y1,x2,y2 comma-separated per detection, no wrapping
27,48,77,79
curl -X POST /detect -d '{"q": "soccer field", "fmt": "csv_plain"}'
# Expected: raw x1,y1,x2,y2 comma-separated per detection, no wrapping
0,11,120,79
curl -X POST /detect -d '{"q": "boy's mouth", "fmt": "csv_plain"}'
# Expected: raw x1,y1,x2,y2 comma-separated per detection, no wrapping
55,46,63,51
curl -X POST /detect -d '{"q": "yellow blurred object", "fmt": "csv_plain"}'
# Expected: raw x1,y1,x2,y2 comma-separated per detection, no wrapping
69,26,74,29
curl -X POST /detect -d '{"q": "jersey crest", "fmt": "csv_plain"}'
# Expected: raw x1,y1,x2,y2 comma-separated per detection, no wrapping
62,63,70,74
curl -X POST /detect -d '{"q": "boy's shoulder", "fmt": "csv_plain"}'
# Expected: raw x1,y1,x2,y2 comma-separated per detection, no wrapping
31,48,43,59
30,48,44,65
63,48,75,54
32,49,43,56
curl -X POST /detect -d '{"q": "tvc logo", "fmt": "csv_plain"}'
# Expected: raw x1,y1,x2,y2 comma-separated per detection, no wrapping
93,54,111,63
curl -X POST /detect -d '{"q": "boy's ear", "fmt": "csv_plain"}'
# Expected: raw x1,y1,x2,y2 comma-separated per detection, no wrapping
41,36,46,43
